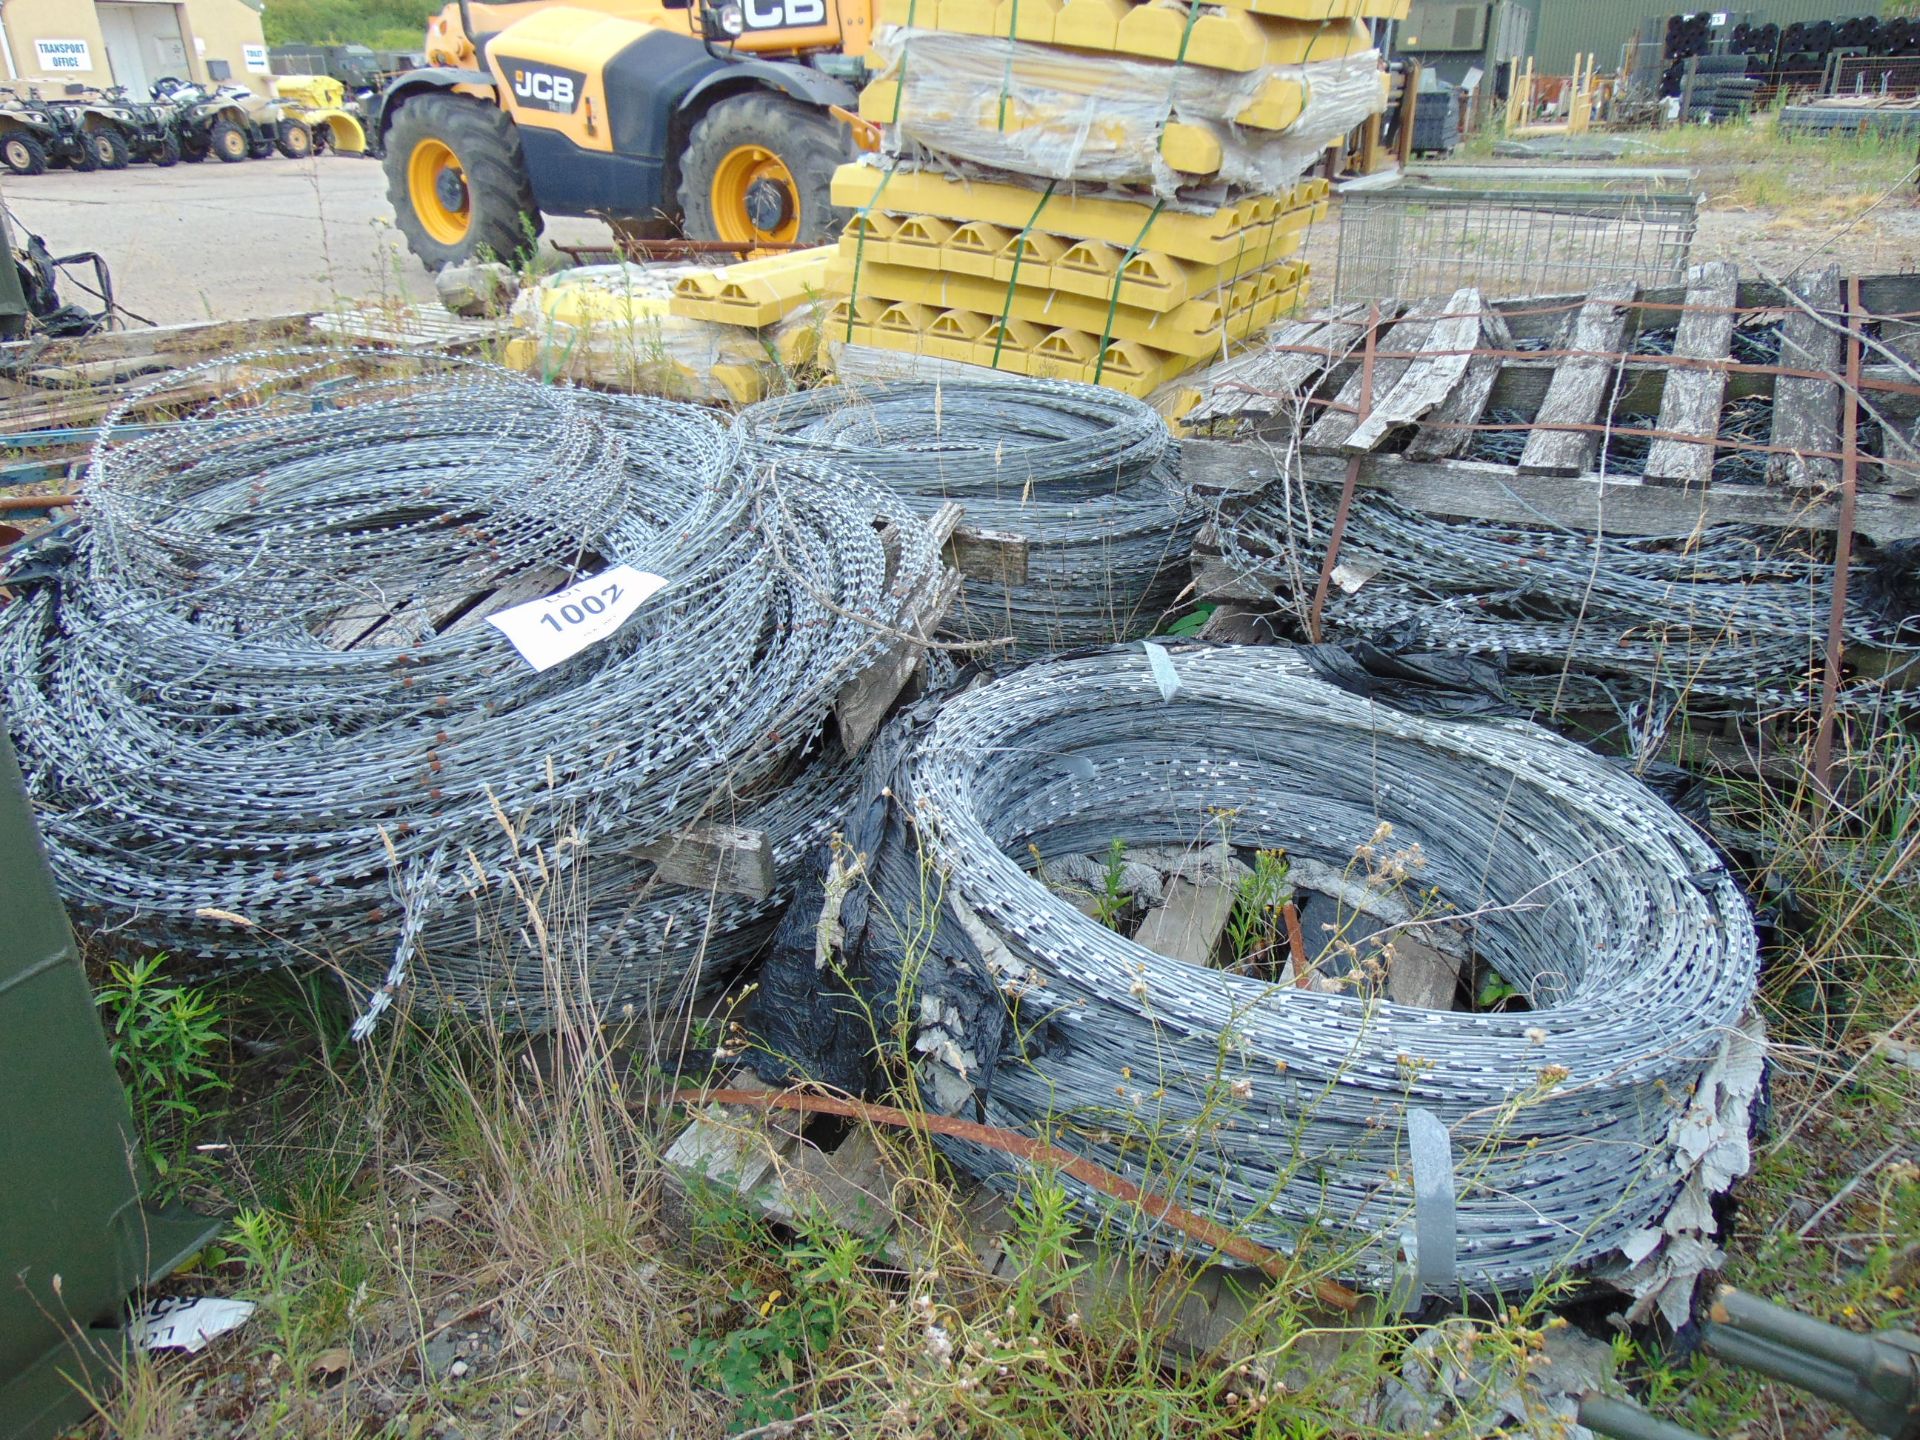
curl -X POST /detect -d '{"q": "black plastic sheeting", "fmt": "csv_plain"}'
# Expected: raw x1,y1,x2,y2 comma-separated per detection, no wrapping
745,694,1012,1100
1297,632,1522,718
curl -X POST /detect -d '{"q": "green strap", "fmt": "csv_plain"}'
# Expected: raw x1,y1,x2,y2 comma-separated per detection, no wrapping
842,162,899,344
1092,199,1164,385
989,180,1058,369
1154,1,1209,160
891,0,919,124
995,0,1023,131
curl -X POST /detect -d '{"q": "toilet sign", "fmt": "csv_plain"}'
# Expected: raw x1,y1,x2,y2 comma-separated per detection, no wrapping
243,43,270,73
34,38,92,72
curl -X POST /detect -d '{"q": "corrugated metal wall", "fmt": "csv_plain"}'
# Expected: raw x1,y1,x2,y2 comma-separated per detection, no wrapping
1509,0,1885,73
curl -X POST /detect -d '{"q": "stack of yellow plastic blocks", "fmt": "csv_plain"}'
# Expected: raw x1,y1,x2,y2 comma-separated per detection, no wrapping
829,0,1404,394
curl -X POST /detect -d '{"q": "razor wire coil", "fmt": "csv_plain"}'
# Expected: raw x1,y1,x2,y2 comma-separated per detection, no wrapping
1217,479,1919,718
1,350,939,1024
851,645,1759,1292
736,379,1202,653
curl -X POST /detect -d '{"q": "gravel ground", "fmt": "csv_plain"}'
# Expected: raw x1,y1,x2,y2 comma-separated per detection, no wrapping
0,153,608,324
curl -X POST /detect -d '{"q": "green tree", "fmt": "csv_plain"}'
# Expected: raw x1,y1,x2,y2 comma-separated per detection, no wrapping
261,0,439,51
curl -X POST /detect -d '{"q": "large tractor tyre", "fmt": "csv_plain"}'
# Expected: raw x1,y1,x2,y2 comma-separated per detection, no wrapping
310,121,333,155
277,120,314,159
384,95,541,271
210,119,250,162
90,129,131,170
152,135,180,167
2,133,47,175
677,92,849,247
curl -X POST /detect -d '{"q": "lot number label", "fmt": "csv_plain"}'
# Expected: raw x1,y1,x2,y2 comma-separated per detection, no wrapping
486,564,667,671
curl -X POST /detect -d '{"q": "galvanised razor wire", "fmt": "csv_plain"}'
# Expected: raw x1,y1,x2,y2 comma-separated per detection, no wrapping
736,379,1201,654
849,645,1759,1293
0,351,942,1026
1217,481,1920,720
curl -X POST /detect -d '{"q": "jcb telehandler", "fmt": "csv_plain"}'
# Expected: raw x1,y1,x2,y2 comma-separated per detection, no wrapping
374,0,875,270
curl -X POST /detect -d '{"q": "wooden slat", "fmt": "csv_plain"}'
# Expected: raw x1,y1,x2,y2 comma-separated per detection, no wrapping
1643,261,1740,487
1518,281,1637,476
1766,264,1844,492
1177,439,1920,543
834,502,962,754
1185,304,1382,425
1405,299,1513,461
946,525,1030,586
631,824,775,900
1133,876,1238,968
1344,287,1481,452
1304,302,1439,453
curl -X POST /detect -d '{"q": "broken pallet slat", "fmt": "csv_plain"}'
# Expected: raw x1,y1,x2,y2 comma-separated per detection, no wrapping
1405,298,1513,461
946,525,1031,586
1766,264,1844,492
1133,875,1239,968
1185,303,1381,424
1382,931,1466,1010
663,1071,804,1197
1343,287,1482,453
834,502,963,755
1518,281,1637,477
631,823,775,900
1643,261,1740,488
1176,440,1920,544
1303,302,1440,453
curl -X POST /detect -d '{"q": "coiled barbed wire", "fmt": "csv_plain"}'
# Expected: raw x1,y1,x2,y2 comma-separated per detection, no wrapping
1217,480,1919,719
736,379,1201,654
1,351,941,1025
845,645,1759,1292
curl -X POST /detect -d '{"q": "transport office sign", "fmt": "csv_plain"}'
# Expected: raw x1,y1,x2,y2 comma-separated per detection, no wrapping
35,38,93,71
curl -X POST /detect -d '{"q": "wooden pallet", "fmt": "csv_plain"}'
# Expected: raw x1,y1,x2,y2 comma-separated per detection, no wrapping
663,1073,1364,1361
309,301,511,351
1181,267,1920,543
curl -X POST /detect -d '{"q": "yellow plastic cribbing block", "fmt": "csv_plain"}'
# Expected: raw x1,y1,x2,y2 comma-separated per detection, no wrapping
1052,0,1130,51
1236,74,1307,130
837,164,1255,263
875,0,938,25
1159,122,1223,176
669,247,834,328
823,257,1305,357
875,6,1370,69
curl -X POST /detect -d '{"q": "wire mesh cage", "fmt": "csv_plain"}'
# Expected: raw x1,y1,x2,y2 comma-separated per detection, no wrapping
1331,185,1699,304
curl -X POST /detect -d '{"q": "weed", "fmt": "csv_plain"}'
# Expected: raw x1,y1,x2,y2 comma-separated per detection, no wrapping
1226,848,1293,975
93,953,230,1190
1093,836,1133,931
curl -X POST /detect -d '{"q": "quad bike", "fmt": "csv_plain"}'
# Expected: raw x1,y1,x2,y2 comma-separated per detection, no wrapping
269,75,365,155
0,89,104,172
101,87,180,165
0,95,60,175
44,90,153,169
152,78,312,164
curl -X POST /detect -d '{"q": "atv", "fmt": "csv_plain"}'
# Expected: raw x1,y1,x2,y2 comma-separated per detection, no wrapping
44,90,149,169
0,93,60,175
152,77,311,164
0,88,107,172
101,86,179,166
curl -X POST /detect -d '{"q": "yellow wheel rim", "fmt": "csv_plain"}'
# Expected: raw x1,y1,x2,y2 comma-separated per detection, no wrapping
287,127,309,155
407,136,469,246
219,127,246,159
709,144,800,246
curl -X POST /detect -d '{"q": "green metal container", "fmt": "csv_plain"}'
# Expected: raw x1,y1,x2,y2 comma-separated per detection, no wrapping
0,730,220,1440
